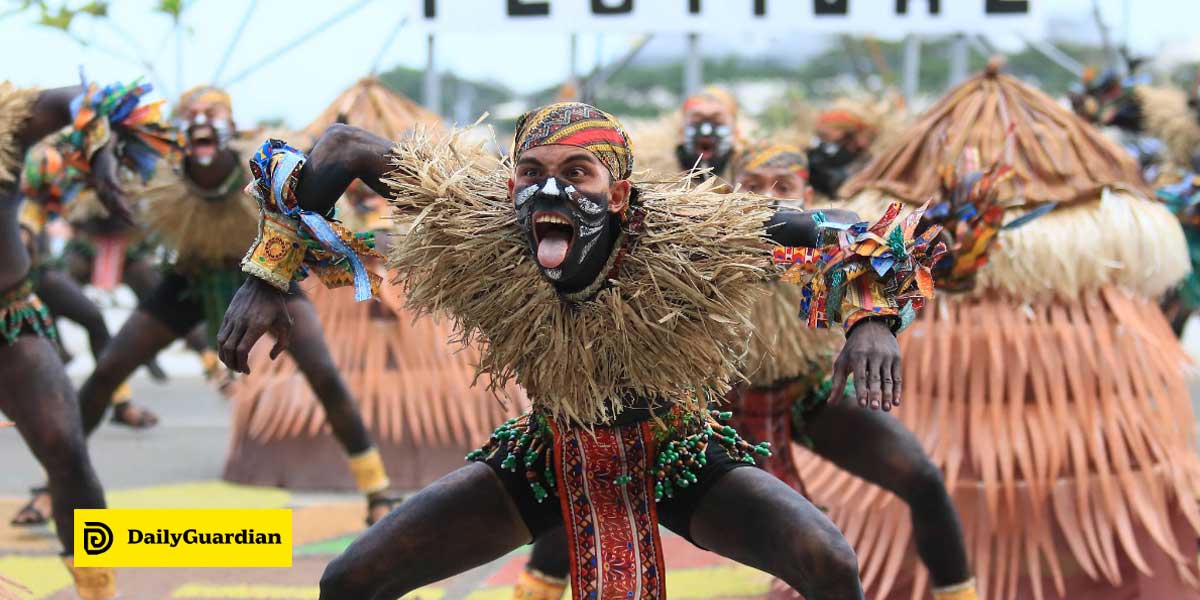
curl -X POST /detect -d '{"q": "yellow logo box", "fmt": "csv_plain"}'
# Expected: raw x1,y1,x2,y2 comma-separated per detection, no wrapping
73,509,292,567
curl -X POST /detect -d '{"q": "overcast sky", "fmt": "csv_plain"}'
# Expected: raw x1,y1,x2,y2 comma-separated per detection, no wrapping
0,0,1195,128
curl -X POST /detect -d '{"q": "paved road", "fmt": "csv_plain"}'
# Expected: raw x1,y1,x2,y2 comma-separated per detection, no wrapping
0,305,771,599
2,306,1199,599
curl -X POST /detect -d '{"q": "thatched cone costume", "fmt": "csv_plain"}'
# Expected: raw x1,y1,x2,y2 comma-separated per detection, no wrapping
301,76,440,142
225,79,520,491
795,67,1200,600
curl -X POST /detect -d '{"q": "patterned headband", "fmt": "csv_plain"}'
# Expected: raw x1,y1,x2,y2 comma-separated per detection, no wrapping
176,85,232,116
735,142,808,179
683,86,738,116
514,102,634,181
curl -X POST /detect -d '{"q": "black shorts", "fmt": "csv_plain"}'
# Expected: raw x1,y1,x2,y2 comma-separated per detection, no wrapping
482,434,755,546
139,270,302,338
139,270,206,336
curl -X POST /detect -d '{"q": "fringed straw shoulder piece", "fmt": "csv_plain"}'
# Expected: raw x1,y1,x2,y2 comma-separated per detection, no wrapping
0,82,38,184
385,126,775,426
743,281,843,388
1135,85,1200,169
140,166,259,263
623,112,686,182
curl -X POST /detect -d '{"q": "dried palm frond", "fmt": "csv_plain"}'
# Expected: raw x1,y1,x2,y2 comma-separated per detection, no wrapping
842,71,1148,207
227,260,524,448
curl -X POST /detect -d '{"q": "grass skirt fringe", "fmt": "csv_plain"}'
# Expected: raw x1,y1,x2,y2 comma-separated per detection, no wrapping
796,289,1200,600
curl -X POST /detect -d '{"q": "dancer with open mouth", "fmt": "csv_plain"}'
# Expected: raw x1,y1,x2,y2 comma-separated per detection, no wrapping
219,101,943,600
0,75,162,600
67,85,402,526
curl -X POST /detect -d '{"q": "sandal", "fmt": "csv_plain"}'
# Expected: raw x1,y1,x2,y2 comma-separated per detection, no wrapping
10,486,51,527
365,494,403,527
111,402,160,429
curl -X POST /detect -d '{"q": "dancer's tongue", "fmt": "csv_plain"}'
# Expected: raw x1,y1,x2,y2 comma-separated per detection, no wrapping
537,229,570,269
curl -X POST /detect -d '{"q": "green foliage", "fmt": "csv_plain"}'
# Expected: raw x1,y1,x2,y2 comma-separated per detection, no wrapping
154,0,187,21
3,0,108,30
377,64,511,120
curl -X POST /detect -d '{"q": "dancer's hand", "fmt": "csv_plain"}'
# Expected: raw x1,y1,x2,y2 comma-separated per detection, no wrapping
829,319,901,411
91,138,132,225
217,277,293,373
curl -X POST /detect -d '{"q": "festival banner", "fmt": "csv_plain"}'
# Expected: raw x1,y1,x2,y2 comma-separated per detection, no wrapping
412,0,1041,35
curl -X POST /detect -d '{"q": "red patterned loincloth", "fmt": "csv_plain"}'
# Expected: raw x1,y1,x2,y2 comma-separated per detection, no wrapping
552,421,666,600
729,382,809,496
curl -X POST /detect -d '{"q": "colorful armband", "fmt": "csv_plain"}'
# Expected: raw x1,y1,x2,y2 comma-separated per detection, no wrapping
67,75,179,182
773,202,945,334
924,161,1054,293
242,139,382,300
241,211,307,292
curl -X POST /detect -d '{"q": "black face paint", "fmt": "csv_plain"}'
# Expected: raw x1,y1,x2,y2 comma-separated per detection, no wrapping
806,140,861,197
677,120,734,176
177,113,233,166
515,176,620,294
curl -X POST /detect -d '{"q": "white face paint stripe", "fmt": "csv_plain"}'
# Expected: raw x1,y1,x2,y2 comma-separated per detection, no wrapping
515,183,540,206
541,177,559,196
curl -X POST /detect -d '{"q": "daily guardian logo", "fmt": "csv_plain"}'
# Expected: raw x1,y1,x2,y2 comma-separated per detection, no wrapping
74,509,292,567
82,521,113,555
127,528,283,547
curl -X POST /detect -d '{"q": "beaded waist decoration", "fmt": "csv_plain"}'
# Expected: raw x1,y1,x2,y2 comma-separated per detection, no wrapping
0,278,58,346
469,408,769,600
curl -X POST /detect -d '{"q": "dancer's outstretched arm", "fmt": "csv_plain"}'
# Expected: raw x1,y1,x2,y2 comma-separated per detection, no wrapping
293,124,396,215
763,206,858,248
764,206,903,411
17,86,80,149
218,124,396,372
19,85,129,221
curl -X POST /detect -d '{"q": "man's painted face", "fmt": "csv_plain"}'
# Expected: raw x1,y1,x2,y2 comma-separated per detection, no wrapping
736,167,809,206
177,99,233,165
511,145,625,294
677,98,735,173
807,130,863,198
